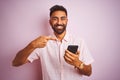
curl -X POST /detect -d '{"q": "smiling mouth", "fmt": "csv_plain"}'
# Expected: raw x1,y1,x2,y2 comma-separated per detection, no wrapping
56,26,64,29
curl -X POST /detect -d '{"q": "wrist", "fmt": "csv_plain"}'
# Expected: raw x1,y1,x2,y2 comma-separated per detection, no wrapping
79,62,84,69
30,41,37,49
75,61,84,70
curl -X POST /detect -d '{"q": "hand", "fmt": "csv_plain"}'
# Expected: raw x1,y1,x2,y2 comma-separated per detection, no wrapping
64,50,81,67
31,36,56,48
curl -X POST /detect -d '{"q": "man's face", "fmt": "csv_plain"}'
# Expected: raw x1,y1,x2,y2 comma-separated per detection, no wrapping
49,11,68,34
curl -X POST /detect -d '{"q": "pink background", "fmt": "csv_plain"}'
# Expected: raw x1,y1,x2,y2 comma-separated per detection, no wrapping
0,0,120,80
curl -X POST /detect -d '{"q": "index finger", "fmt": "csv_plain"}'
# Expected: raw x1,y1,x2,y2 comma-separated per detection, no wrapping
65,50,80,55
65,50,74,55
46,36,57,41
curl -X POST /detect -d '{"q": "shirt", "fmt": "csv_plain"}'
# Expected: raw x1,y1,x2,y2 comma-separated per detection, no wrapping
28,32,94,80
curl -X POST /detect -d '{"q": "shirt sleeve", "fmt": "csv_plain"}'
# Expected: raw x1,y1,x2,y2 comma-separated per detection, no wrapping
27,48,40,63
79,39,94,65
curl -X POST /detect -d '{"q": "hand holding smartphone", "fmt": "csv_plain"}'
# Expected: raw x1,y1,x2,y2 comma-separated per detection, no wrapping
67,45,78,54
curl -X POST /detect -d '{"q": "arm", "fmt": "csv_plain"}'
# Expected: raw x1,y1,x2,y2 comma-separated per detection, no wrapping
12,36,56,67
64,50,92,76
12,43,35,67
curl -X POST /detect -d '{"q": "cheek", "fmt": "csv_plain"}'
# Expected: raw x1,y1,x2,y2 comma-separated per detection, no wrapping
50,21,57,26
63,21,67,25
63,20,68,24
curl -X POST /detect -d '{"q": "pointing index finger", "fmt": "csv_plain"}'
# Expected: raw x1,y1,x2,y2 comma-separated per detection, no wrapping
46,36,57,41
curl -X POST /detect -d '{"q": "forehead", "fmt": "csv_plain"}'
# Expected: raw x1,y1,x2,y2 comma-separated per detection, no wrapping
50,11,67,17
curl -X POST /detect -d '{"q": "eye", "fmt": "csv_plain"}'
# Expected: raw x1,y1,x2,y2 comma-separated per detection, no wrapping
51,17,58,21
61,17,67,21
52,18,57,20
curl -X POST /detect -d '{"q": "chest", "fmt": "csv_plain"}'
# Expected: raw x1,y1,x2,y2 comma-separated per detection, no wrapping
41,40,79,65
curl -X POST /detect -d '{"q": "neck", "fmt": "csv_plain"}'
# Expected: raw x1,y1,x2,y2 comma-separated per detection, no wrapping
54,31,66,41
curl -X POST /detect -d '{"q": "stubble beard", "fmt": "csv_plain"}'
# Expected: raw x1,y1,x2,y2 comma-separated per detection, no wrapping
52,24,66,34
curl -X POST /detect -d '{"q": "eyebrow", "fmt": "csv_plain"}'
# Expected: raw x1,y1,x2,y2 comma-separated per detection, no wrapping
51,16,67,19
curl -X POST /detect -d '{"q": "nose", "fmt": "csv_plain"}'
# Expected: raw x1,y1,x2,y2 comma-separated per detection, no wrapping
57,18,62,25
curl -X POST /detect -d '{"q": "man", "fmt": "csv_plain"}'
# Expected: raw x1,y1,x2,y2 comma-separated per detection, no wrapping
12,5,94,80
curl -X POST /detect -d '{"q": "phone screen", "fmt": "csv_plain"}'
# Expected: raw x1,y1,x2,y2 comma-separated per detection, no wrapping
67,45,78,54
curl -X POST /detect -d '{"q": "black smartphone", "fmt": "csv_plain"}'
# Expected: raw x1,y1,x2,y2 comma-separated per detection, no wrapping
67,45,78,54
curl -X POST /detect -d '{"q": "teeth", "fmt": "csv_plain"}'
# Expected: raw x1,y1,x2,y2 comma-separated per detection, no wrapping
57,26,63,29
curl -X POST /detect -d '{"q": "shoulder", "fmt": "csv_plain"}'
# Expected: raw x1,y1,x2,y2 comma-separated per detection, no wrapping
69,34,85,44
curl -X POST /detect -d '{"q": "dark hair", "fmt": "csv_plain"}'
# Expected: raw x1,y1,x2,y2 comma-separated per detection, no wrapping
49,5,67,17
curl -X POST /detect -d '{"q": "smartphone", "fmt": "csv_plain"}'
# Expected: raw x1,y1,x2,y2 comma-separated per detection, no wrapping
67,45,78,54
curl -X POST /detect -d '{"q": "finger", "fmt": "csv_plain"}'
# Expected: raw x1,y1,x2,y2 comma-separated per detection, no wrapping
65,50,72,54
64,56,73,63
76,51,80,55
46,36,57,41
65,51,74,60
66,50,79,56
65,50,75,56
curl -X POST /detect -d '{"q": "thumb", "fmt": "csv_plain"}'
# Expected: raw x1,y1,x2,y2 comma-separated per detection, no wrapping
76,51,80,55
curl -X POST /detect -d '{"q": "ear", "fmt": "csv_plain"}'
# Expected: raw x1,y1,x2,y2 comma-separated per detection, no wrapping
49,19,52,26
66,18,68,23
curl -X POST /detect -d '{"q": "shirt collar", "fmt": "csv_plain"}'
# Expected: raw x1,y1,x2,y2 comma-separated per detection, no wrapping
62,31,69,42
51,31,70,42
